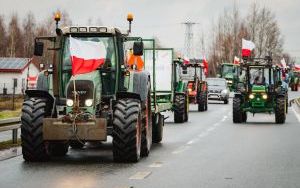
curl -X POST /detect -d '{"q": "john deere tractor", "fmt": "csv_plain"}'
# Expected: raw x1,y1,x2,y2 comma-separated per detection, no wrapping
233,56,287,124
21,13,162,162
180,59,208,112
219,63,240,91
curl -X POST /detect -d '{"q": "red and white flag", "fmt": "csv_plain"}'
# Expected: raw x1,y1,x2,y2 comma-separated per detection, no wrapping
280,58,287,69
242,39,255,57
183,57,190,65
202,55,209,76
70,37,106,75
295,65,300,71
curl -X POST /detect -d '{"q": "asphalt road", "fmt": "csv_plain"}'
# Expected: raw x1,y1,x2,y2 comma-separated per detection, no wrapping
0,92,299,188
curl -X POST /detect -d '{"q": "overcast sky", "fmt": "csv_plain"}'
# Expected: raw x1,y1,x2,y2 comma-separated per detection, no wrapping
1,0,300,57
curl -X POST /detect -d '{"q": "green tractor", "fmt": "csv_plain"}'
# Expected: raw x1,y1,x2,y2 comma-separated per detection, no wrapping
143,48,189,124
180,59,208,111
233,56,287,124
21,14,162,162
219,63,240,91
289,70,300,91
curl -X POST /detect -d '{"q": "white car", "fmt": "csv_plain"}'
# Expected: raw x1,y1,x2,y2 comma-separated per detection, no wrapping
206,78,230,104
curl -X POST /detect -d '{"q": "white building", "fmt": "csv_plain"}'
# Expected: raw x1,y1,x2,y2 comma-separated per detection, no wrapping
0,58,40,95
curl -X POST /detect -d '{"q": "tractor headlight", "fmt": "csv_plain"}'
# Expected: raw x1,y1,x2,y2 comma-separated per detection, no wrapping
227,80,233,84
66,99,74,107
249,94,255,99
188,88,192,92
85,99,93,107
262,94,268,100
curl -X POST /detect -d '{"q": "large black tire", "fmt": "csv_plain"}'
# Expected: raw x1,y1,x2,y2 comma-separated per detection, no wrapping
69,141,85,149
48,142,69,156
204,92,208,111
197,92,206,112
174,94,185,123
113,99,142,163
141,88,152,157
275,97,286,124
233,97,243,123
184,94,189,122
21,98,49,161
152,113,164,143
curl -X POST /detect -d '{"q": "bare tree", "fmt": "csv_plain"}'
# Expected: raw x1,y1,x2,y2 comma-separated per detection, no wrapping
23,12,36,57
7,13,24,57
0,15,7,56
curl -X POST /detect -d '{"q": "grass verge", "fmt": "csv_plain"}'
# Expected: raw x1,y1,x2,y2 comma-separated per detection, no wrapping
0,138,21,150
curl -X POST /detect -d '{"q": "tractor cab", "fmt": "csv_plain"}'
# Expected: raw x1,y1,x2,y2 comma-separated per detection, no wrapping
220,63,240,91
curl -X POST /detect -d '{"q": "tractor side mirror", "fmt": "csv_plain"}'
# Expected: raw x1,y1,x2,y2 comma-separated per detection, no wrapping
133,41,144,56
34,41,44,56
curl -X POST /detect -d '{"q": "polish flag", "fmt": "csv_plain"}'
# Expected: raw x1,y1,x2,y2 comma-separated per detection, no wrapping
280,58,287,69
70,37,106,75
242,39,255,57
295,65,300,71
183,57,190,65
202,56,209,76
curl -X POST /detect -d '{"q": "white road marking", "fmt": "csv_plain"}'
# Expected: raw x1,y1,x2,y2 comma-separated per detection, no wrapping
129,171,152,180
148,162,163,168
292,106,300,122
172,145,190,154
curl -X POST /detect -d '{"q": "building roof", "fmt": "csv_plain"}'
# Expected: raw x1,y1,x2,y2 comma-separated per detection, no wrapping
0,58,32,73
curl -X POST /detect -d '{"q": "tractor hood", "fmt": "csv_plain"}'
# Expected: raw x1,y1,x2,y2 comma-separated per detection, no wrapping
66,71,101,113
224,73,234,80
251,85,266,93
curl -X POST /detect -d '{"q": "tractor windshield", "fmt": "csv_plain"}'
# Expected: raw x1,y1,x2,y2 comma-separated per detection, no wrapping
61,36,117,96
249,67,273,85
222,65,234,76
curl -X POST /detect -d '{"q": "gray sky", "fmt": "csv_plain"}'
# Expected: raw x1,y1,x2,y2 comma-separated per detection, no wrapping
1,0,300,57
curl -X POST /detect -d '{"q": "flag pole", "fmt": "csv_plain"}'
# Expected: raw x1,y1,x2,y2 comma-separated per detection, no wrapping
70,35,77,110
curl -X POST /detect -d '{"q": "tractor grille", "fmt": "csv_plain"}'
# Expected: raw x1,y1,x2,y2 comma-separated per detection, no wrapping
67,80,94,107
209,89,221,93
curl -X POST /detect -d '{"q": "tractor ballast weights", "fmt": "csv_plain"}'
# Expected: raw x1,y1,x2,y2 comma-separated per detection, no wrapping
233,55,287,124
21,12,163,162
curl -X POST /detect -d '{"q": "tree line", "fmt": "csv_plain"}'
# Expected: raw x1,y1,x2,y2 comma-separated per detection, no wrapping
200,2,292,76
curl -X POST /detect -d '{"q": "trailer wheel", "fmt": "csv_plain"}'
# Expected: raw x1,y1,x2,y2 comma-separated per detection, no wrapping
174,94,185,123
141,87,152,157
197,92,206,112
152,113,164,143
113,99,142,162
21,98,49,162
233,97,243,123
69,141,85,149
48,142,69,156
275,97,286,124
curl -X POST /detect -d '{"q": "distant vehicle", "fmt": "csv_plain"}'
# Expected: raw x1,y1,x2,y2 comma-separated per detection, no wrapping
206,78,229,104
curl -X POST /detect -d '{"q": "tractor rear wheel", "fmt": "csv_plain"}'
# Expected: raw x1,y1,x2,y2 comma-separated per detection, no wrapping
21,98,49,162
141,87,152,157
197,92,206,112
69,141,85,149
184,94,189,122
113,99,142,162
152,113,164,143
275,97,286,124
233,97,243,123
174,94,185,123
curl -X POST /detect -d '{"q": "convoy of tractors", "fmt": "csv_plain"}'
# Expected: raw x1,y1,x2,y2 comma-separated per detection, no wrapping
20,13,299,163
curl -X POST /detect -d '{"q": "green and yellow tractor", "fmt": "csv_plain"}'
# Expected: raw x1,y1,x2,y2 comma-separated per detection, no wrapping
21,14,162,162
233,56,287,124
219,63,240,91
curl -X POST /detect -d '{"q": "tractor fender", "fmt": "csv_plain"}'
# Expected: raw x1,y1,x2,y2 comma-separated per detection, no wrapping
25,90,55,116
128,71,150,102
36,71,50,91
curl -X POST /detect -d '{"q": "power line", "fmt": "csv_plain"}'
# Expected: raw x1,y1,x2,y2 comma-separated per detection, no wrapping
182,21,199,58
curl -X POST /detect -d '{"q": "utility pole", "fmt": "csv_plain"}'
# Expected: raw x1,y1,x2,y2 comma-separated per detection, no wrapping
182,21,198,59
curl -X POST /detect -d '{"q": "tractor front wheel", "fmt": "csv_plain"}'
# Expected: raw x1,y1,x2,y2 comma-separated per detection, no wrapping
48,142,69,156
21,98,49,162
197,92,206,112
233,97,243,123
113,99,142,162
275,97,286,124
